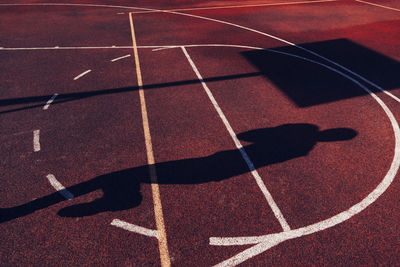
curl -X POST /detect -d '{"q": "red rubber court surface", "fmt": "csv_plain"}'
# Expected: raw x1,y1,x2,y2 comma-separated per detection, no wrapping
1,0,399,266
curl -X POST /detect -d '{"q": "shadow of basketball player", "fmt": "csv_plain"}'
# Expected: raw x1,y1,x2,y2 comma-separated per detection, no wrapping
0,123,357,222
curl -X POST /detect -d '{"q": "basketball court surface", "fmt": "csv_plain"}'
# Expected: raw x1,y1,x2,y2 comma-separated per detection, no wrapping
1,0,400,266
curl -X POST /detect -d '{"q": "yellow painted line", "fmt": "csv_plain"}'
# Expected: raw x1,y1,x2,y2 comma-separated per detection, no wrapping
132,0,338,14
129,12,171,267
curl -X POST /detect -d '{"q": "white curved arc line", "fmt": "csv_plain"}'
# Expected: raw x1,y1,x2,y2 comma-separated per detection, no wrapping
209,49,400,266
73,69,91,80
169,43,400,264
111,54,131,62
46,174,75,200
157,10,400,103
0,0,337,11
43,93,58,110
133,0,337,14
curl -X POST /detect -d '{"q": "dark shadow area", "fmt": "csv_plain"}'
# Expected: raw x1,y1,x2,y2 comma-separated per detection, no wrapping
1,123,357,222
242,38,400,107
0,72,262,114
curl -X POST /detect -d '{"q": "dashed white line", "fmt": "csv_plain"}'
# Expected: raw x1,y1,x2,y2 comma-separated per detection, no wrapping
181,46,291,232
46,174,74,200
33,130,40,152
73,69,91,80
43,93,58,110
111,54,131,62
111,219,159,238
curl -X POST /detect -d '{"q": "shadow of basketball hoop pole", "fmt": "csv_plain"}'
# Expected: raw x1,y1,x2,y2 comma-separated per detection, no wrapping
0,123,357,223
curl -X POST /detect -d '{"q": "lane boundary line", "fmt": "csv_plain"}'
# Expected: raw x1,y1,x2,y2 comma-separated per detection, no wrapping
181,46,291,232
129,12,171,267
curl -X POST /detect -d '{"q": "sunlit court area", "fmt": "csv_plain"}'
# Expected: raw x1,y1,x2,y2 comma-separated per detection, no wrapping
1,0,399,266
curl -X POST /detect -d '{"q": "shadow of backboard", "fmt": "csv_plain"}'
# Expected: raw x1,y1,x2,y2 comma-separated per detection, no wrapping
242,39,400,107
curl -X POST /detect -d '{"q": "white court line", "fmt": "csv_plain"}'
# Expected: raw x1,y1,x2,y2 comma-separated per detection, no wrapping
133,0,337,13
110,54,131,62
33,130,40,152
111,219,159,238
355,0,400,12
46,174,74,200
73,69,91,80
42,93,58,110
181,46,291,232
0,3,144,10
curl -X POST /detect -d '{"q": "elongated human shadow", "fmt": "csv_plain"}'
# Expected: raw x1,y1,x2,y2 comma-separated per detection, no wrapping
1,124,357,222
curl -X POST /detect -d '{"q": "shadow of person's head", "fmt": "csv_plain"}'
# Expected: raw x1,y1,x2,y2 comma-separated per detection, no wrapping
237,123,357,143
237,124,357,165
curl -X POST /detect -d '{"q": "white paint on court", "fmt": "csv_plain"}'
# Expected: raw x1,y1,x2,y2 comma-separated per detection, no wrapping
43,93,58,110
111,219,158,238
110,54,131,62
33,130,40,152
46,174,75,200
73,69,91,80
